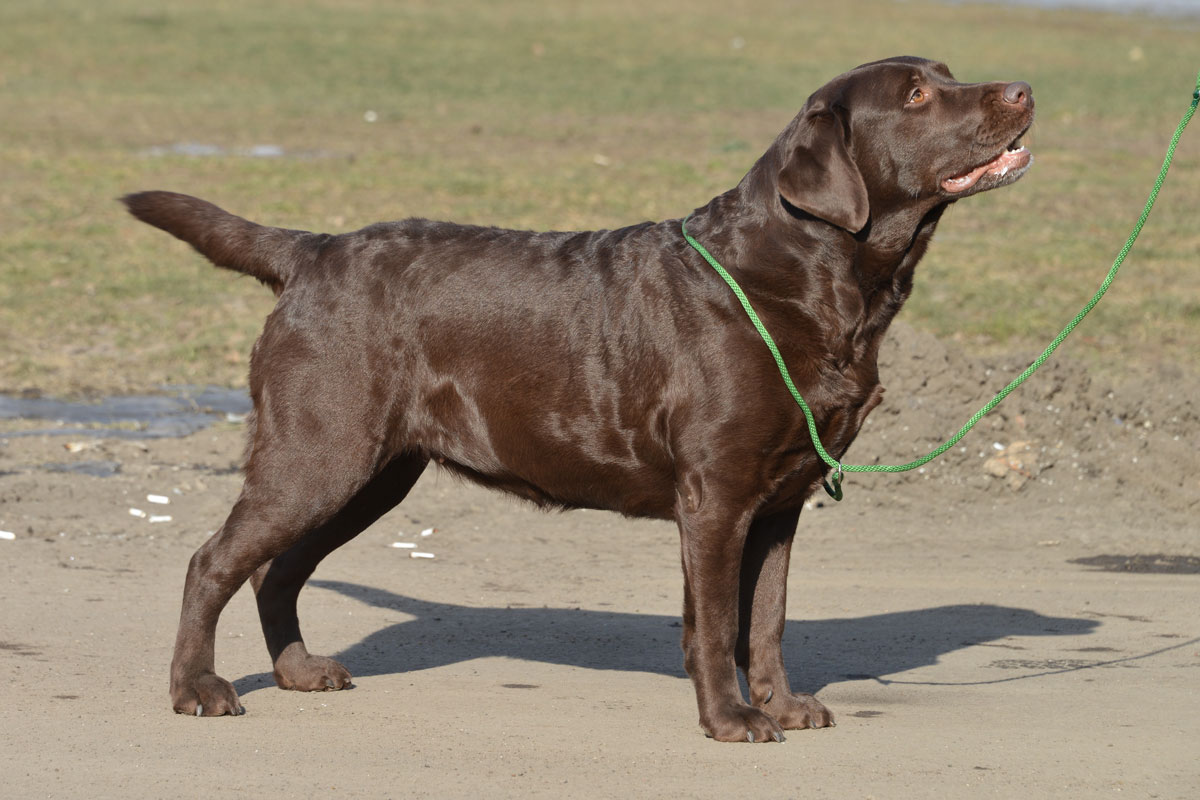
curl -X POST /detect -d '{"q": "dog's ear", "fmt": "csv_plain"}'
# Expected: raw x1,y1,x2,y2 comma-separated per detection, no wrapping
777,105,869,233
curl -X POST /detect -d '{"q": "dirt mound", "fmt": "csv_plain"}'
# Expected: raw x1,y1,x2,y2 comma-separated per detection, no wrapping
845,322,1200,520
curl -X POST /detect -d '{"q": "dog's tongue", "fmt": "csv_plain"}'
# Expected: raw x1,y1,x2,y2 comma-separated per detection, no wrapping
941,147,1027,193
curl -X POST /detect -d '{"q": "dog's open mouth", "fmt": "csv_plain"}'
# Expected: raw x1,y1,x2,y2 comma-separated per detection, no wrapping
941,137,1032,194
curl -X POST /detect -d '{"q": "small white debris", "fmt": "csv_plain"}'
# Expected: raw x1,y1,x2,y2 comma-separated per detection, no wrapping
129,508,147,518
148,515,173,524
147,494,170,505
420,528,435,537
0,530,15,541
992,442,1005,451
364,110,378,123
391,542,417,549
592,154,610,167
410,551,435,559
225,412,247,424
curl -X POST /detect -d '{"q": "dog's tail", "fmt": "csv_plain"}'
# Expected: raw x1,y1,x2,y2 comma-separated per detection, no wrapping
121,191,325,295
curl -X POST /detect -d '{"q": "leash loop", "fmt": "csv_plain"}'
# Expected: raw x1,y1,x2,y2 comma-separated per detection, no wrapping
683,71,1199,501
822,465,844,502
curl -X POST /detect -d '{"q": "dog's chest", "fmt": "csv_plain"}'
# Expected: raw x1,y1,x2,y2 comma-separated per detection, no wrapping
756,361,885,513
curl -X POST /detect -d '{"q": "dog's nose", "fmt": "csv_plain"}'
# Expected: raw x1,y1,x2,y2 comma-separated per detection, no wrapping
1002,81,1033,108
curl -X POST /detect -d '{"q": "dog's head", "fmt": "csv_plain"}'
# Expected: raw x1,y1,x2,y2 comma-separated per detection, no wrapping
777,56,1034,233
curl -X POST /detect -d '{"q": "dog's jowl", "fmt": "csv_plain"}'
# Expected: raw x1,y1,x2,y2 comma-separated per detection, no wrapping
124,56,1033,742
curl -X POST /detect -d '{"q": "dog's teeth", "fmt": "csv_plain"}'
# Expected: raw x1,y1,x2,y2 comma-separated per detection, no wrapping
746,730,756,743
195,704,203,717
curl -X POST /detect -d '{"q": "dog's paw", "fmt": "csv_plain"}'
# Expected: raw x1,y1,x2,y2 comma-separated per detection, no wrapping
172,672,245,717
701,702,787,743
758,690,835,730
273,653,353,692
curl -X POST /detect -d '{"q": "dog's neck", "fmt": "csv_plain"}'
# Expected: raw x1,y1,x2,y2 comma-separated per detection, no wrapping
687,163,946,308
682,156,949,365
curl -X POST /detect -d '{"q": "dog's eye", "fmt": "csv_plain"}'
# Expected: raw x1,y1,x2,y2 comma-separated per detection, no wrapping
907,87,927,105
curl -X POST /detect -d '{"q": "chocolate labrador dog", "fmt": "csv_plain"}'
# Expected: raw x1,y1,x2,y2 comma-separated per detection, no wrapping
124,56,1033,742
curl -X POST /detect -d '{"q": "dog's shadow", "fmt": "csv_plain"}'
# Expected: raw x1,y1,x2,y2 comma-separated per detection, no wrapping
233,579,1099,696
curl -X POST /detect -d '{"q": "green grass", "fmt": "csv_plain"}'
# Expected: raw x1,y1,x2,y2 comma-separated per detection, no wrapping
2,0,1198,395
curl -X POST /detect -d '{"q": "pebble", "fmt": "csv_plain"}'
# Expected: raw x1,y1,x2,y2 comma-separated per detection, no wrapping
410,552,435,559
0,530,15,541
147,494,170,505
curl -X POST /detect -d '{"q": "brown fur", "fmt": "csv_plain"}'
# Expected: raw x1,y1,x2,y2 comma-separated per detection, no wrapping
123,57,1033,742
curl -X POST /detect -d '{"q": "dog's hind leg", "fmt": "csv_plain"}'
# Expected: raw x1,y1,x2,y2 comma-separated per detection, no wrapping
168,387,413,717
249,453,427,692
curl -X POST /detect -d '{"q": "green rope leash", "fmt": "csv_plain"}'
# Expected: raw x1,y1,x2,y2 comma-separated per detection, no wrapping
683,72,1200,501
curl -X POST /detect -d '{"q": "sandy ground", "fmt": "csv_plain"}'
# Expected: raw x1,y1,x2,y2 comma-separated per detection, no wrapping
2,326,1198,798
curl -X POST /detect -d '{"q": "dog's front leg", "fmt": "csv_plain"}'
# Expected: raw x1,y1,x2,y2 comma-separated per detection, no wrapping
677,505,785,743
736,509,835,730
